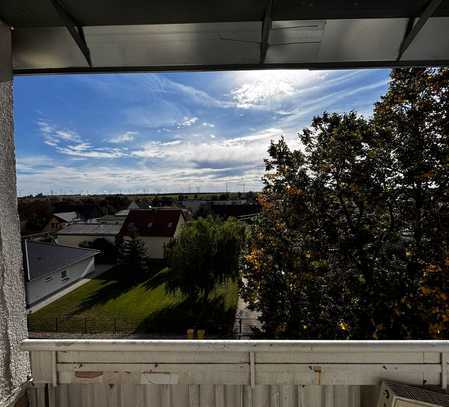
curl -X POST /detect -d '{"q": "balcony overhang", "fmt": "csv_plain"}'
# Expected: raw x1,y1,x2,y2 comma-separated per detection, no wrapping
22,340,449,387
1,0,449,74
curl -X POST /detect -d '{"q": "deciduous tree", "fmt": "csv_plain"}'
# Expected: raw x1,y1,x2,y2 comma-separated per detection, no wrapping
242,68,449,339
165,216,244,303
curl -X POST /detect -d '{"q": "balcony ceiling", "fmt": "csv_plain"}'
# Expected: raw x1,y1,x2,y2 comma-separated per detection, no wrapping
1,0,449,73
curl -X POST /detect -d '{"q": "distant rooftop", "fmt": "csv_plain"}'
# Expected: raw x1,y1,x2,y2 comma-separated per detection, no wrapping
23,241,99,281
53,211,78,222
115,209,130,217
57,223,122,236
120,209,184,238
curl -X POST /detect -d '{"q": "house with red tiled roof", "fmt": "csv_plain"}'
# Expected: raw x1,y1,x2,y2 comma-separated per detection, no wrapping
119,209,186,259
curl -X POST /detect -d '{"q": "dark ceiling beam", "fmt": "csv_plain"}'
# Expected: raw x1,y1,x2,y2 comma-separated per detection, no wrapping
14,58,449,76
260,0,273,64
397,0,443,61
49,0,92,67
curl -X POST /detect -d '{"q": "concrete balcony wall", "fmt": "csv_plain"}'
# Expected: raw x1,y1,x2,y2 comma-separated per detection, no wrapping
0,21,31,407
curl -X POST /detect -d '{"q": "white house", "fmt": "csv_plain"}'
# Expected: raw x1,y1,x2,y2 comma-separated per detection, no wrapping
22,241,99,308
56,223,122,247
119,208,186,259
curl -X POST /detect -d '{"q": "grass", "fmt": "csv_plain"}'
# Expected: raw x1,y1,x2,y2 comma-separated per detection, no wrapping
28,265,239,337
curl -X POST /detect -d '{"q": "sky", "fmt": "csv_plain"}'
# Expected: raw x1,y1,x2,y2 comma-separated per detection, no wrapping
14,69,391,196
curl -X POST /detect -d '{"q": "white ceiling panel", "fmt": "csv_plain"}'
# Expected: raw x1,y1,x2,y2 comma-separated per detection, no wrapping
84,23,261,67
10,17,449,72
318,18,408,62
402,17,449,61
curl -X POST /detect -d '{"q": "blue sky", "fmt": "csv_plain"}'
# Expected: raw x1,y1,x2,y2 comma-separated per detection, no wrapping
14,69,390,196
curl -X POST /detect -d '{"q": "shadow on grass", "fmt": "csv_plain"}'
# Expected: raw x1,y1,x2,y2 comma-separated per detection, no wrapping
30,261,237,337
135,294,236,337
68,266,155,317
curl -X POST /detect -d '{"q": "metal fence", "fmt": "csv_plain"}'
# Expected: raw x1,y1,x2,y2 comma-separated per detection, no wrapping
28,316,260,339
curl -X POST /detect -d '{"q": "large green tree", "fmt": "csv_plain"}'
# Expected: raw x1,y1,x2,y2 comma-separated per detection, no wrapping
165,216,245,302
242,68,449,339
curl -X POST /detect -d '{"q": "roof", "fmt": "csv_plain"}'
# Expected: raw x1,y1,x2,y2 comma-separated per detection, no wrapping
96,214,126,225
57,223,122,236
115,209,130,217
23,240,99,281
119,209,184,238
2,1,448,74
53,211,78,223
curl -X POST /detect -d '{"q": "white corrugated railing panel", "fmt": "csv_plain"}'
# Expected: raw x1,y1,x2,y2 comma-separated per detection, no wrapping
28,384,367,407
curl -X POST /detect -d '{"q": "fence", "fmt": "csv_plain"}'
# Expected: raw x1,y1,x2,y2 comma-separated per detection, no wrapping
28,315,260,339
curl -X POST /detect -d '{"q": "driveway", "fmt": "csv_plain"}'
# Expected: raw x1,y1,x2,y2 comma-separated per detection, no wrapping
233,280,261,338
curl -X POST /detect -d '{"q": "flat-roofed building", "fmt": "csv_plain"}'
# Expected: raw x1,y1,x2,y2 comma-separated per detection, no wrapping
57,223,122,248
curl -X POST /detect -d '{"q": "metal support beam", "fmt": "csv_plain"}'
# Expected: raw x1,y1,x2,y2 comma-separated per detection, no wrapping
260,0,273,64
397,0,444,61
49,0,92,67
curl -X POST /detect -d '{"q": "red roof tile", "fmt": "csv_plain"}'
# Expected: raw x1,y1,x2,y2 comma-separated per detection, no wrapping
119,209,184,238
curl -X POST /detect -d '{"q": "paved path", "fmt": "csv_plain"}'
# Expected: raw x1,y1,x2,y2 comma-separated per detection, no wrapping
27,264,114,314
233,280,261,338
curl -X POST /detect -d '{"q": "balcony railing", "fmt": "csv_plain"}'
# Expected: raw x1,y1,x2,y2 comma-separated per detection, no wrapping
22,340,449,388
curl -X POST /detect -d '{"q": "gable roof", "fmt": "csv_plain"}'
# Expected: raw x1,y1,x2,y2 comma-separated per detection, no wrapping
23,241,99,281
57,223,122,236
53,211,78,223
119,209,184,238
115,209,130,217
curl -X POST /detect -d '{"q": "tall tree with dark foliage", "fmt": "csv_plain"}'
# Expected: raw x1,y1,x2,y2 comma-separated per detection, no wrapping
242,68,449,339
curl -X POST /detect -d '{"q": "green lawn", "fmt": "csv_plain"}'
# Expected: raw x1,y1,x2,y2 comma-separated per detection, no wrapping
28,266,239,337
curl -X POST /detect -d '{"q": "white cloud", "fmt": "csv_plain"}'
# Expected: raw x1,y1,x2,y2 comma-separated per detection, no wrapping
278,78,389,128
178,116,198,127
16,159,264,195
132,128,286,169
55,130,80,142
37,120,54,134
37,120,82,145
108,131,138,144
38,120,127,159
16,155,54,173
229,70,328,109
161,140,182,146
202,122,215,128
56,144,126,159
